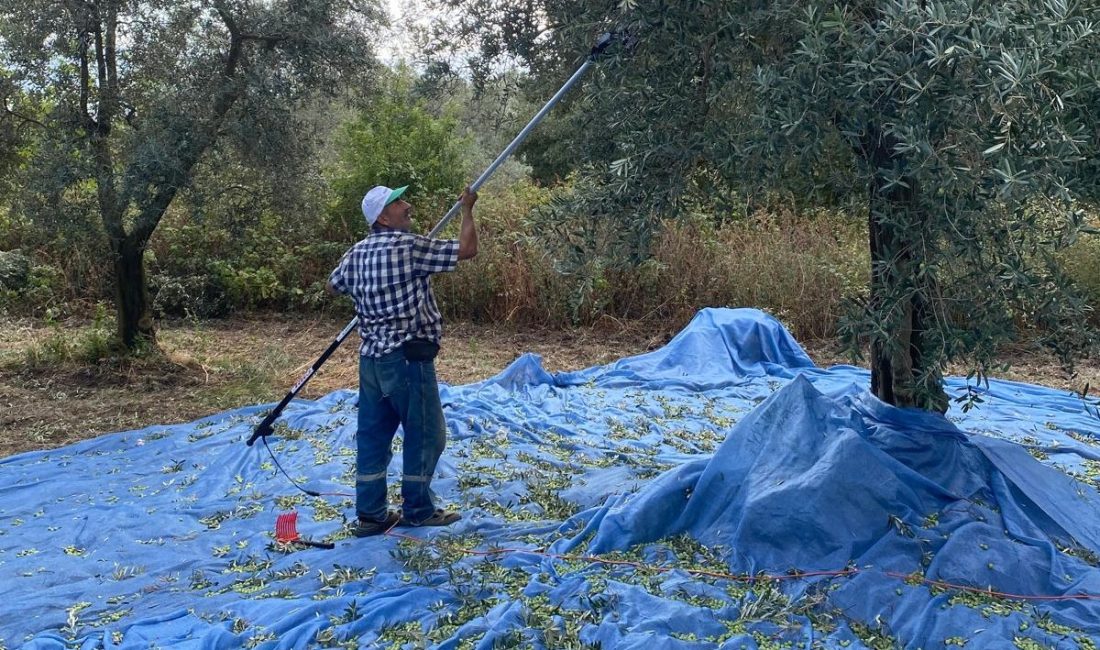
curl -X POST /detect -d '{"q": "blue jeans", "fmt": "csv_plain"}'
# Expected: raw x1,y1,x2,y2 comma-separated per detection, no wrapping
356,349,448,524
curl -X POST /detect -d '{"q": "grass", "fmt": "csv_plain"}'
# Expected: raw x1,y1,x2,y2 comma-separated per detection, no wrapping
20,303,117,367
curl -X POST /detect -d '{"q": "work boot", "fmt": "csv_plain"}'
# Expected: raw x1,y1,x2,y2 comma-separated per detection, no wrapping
351,509,401,537
399,508,461,527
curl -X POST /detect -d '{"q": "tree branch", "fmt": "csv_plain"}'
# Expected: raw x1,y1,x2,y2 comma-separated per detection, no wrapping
86,0,120,134
129,183,180,251
2,102,47,130
104,0,120,123
93,19,110,131
123,0,266,246
62,0,97,131
239,33,284,49
213,0,286,67
213,0,240,38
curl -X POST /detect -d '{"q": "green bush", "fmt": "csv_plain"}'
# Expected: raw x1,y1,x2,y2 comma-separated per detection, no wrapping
0,250,30,289
0,259,65,316
151,271,232,319
1061,233,1100,324
148,198,349,313
327,66,469,240
217,264,282,307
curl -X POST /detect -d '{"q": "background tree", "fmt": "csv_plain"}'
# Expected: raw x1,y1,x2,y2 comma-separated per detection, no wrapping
327,65,469,239
424,0,1100,412
0,0,380,350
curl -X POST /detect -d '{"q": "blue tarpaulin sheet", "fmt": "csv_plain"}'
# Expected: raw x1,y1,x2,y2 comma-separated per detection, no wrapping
2,308,1100,648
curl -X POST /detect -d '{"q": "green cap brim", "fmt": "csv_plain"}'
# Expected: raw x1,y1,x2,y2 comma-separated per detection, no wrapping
385,186,408,206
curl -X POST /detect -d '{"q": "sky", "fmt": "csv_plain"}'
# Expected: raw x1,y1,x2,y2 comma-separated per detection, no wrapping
376,0,435,64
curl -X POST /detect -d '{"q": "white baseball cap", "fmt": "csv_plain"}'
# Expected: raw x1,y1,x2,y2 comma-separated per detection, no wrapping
361,185,408,226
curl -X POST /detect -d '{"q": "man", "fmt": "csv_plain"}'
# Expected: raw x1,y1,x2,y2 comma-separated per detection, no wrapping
327,184,478,536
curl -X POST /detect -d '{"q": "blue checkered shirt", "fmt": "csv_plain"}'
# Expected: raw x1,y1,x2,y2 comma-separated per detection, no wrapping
329,230,460,357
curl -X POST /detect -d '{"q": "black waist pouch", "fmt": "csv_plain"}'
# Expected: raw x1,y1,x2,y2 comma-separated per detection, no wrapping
402,338,439,361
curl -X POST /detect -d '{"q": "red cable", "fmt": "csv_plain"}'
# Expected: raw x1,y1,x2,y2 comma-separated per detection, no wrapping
881,571,1100,602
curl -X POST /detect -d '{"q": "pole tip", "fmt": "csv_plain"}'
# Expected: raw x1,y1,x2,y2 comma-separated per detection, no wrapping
590,32,616,60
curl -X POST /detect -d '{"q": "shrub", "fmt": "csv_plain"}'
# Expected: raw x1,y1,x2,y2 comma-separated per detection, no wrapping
0,259,65,316
151,272,232,319
327,66,469,241
645,209,868,340
435,189,869,339
0,250,30,289
1061,232,1100,325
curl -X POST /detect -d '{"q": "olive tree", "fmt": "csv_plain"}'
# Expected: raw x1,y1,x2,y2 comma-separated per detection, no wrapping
427,0,1100,412
0,0,380,349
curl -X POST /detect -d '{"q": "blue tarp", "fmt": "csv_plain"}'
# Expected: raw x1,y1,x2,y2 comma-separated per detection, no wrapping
2,308,1099,648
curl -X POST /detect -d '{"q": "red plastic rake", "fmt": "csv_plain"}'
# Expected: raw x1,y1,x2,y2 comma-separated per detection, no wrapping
275,511,335,549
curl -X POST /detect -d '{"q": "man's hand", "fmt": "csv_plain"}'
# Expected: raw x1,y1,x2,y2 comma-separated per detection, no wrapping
460,186,478,214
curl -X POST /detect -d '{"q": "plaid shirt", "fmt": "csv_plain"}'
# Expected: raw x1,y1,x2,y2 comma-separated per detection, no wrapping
329,230,460,357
